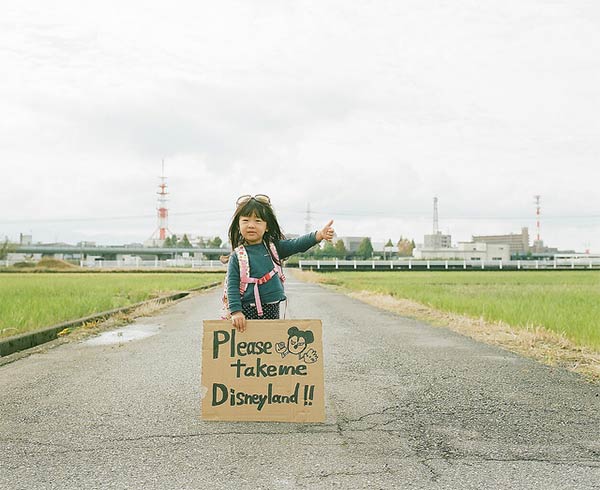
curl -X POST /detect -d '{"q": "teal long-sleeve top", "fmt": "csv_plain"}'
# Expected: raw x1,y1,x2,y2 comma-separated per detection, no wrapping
227,232,318,314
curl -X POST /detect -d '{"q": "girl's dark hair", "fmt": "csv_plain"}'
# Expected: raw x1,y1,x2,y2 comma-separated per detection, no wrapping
228,198,285,264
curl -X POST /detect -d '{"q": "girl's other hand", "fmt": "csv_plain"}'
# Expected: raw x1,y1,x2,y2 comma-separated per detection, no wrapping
231,311,247,332
317,219,335,242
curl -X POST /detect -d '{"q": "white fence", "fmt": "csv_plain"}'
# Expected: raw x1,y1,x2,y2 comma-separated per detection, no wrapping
4,257,600,271
2,258,227,271
298,257,600,271
82,258,227,270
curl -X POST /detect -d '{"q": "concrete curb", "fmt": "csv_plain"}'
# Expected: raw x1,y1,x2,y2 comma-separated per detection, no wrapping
0,281,221,358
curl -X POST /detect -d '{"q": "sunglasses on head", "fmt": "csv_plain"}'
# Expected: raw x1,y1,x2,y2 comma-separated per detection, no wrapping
236,194,271,207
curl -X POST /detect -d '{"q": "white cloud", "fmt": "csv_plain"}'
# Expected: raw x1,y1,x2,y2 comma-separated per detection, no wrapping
1,0,599,251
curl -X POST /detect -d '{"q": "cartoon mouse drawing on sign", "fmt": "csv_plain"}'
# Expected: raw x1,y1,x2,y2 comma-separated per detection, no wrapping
275,326,318,364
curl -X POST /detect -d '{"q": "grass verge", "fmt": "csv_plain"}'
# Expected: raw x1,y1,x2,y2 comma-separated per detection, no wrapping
0,272,224,338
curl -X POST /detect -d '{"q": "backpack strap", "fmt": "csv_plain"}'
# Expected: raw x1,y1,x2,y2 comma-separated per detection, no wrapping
235,245,251,295
267,241,286,283
220,245,249,319
220,273,230,320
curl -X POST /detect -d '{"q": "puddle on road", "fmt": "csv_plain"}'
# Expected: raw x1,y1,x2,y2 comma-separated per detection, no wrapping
84,323,162,346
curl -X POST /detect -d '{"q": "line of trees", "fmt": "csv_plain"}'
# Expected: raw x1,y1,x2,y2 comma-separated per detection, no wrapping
159,234,416,260
297,237,416,260
163,234,192,248
397,236,416,257
163,235,223,248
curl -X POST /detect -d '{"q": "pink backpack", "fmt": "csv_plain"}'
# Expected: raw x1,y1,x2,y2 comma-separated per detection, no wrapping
221,241,286,319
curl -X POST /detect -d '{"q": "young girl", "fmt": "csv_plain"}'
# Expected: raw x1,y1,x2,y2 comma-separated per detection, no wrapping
225,194,334,332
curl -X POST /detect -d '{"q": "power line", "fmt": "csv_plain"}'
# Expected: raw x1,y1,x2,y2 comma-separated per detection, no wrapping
1,209,599,225
303,210,600,221
0,209,232,225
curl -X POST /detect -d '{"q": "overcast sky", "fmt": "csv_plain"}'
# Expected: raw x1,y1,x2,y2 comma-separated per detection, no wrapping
1,1,599,251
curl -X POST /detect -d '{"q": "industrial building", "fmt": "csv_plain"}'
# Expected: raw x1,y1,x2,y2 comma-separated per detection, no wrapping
414,197,511,261
414,242,510,261
424,232,451,249
422,197,452,249
472,227,530,255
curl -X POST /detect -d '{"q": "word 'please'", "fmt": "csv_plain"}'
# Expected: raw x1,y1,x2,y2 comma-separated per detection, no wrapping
213,329,272,359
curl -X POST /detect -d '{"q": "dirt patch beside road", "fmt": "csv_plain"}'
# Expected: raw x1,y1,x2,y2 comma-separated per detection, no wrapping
291,269,600,384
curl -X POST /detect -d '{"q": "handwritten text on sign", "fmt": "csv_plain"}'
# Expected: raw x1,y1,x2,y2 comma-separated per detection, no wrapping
201,320,325,422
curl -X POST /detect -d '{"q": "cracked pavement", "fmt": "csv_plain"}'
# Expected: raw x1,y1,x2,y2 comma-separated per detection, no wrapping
1,275,599,489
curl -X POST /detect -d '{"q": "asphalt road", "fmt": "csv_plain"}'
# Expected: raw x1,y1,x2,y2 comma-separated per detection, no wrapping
1,275,599,490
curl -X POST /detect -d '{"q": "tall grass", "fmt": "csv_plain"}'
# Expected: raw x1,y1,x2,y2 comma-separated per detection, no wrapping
315,271,600,350
0,273,224,338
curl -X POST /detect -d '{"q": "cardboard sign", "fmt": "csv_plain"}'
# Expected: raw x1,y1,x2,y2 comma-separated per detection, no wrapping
201,320,325,423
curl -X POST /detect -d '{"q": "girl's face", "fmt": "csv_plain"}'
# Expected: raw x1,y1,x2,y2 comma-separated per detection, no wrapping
239,212,267,245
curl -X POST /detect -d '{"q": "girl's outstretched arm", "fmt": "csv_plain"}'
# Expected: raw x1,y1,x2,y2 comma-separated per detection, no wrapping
275,219,335,259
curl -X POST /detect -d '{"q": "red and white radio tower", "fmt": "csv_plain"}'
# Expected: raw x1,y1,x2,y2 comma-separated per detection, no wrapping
152,160,172,242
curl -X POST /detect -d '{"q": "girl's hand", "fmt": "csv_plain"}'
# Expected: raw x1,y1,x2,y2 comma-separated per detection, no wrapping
231,311,247,332
317,219,335,242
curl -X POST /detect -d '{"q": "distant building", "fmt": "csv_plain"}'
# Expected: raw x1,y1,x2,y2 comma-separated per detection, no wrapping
414,242,510,261
472,227,529,255
76,241,97,247
338,236,368,253
144,238,165,248
145,233,198,248
532,239,545,253
417,196,453,257
193,236,213,247
19,233,32,245
371,242,386,253
530,239,562,254
414,230,452,258
424,232,451,249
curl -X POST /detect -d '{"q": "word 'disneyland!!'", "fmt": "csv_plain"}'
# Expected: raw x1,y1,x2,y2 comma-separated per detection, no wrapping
212,382,316,411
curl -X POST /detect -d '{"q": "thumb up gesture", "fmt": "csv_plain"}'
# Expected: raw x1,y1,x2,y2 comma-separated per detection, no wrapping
316,219,335,242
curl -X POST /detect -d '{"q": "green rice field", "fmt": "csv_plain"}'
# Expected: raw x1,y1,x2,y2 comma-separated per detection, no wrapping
313,271,600,350
0,273,224,339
